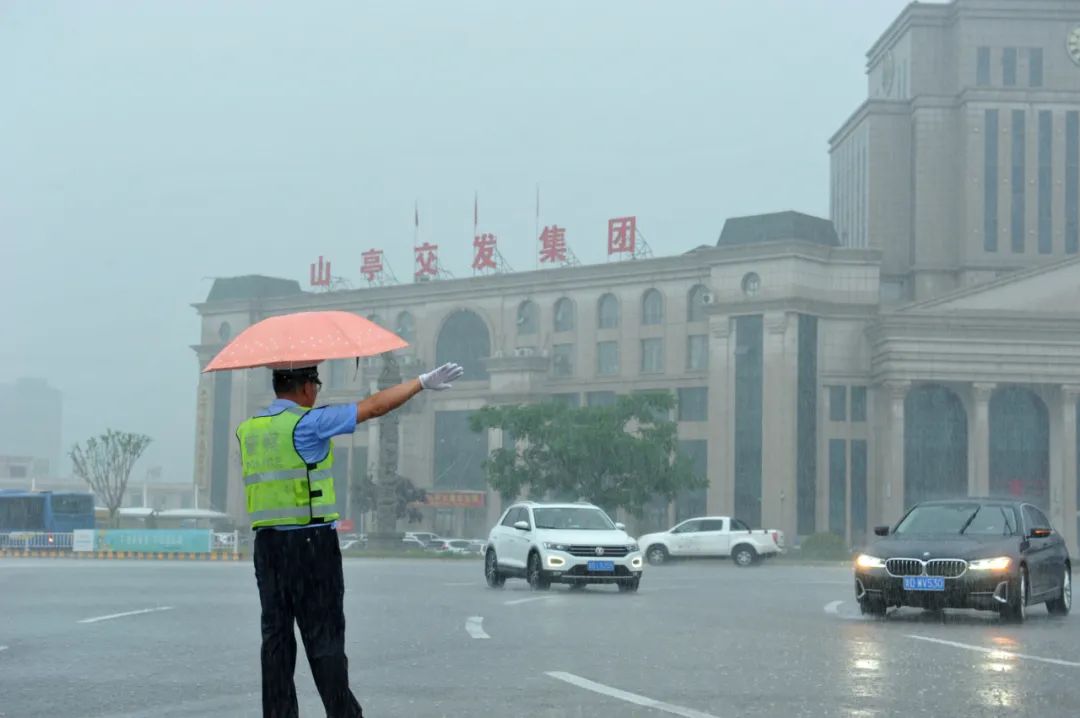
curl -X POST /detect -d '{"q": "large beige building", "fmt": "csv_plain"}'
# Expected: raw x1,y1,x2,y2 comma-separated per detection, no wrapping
192,0,1080,552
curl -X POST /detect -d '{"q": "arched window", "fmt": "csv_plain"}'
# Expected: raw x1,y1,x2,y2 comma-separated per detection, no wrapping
436,310,491,381
642,289,664,325
904,384,968,506
597,293,620,329
517,301,539,335
687,285,708,323
366,313,383,327
395,311,416,345
217,322,232,342
989,386,1049,506
553,298,575,333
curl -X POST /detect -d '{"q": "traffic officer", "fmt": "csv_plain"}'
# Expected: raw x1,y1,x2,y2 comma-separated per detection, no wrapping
237,360,464,718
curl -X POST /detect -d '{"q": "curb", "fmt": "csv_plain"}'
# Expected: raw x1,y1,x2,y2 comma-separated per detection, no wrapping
0,550,245,561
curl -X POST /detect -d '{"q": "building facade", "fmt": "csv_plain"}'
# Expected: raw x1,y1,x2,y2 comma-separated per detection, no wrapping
193,0,1080,551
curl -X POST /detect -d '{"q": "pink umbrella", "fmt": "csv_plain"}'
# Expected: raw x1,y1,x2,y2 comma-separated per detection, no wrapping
203,311,408,372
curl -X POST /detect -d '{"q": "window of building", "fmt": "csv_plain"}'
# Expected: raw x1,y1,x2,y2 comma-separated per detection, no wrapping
597,341,619,376
850,386,867,422
517,301,539,335
597,293,620,329
586,391,616,407
1029,47,1043,87
687,334,708,371
218,322,232,342
395,311,416,344
553,298,574,332
437,310,490,381
642,289,664,325
1038,111,1053,254
687,285,708,322
640,338,664,374
678,387,708,422
976,47,990,86
1069,112,1079,255
633,390,671,423
1003,47,1017,87
985,109,999,252
829,439,847,538
1011,109,1026,253
552,343,574,377
851,440,868,540
829,386,847,422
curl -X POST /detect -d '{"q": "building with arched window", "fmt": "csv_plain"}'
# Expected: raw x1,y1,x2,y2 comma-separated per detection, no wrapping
192,0,1080,551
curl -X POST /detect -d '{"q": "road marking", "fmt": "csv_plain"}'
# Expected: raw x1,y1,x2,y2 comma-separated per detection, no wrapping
78,606,174,624
504,595,558,606
907,635,1080,668
824,600,843,615
546,672,720,718
0,645,8,652
465,616,489,639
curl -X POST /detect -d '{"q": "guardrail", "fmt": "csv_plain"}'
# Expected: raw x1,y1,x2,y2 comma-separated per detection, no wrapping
0,532,73,550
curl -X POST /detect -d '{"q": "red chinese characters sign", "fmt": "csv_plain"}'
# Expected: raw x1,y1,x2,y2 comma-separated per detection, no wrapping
414,242,439,280
607,216,636,256
361,249,383,282
539,225,567,264
425,491,486,509
472,233,498,271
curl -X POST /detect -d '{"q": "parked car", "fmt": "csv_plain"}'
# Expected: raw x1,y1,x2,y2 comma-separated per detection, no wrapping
638,517,785,567
405,531,442,547
402,535,426,550
484,501,644,592
429,539,476,555
854,498,1071,622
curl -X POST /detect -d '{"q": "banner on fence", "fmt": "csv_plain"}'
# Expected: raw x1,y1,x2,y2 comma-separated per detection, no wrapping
94,529,213,554
73,530,95,553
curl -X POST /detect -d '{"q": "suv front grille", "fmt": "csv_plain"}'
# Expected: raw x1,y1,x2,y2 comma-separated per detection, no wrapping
567,545,629,557
885,558,968,578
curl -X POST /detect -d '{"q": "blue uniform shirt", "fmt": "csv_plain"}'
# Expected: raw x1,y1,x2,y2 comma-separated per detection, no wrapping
255,399,357,531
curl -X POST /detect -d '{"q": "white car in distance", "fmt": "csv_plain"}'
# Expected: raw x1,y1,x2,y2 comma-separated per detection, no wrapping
484,502,645,592
639,516,785,567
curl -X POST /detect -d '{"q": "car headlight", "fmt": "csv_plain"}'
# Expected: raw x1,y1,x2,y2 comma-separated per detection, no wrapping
543,542,570,552
855,554,885,569
969,556,1011,571
627,543,640,552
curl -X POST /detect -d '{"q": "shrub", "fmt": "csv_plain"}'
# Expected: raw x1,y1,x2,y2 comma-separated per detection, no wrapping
798,532,851,561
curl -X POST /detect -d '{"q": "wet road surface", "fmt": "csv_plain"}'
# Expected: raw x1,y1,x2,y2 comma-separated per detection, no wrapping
1,558,1076,717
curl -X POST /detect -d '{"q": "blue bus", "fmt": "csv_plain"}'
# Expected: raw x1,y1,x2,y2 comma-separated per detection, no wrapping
0,490,96,544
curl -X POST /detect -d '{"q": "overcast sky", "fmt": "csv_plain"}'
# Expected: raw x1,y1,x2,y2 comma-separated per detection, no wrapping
0,0,912,484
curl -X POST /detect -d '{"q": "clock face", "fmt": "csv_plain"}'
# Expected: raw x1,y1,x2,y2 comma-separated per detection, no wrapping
1069,26,1080,66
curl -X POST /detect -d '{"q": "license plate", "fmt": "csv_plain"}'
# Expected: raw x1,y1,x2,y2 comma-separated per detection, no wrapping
587,560,615,572
903,576,945,592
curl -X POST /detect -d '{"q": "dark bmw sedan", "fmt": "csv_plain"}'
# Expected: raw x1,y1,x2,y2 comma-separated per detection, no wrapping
854,498,1071,622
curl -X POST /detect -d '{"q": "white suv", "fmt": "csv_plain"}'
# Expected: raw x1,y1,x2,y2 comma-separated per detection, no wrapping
484,502,644,592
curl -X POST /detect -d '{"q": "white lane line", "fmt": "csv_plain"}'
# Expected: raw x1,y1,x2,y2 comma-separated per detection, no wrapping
546,672,720,718
907,635,1080,668
0,645,8,652
465,616,489,639
824,600,843,615
504,595,558,606
78,606,174,624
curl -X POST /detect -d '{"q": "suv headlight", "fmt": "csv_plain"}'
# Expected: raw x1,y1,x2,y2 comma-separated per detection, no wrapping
969,556,1011,571
543,542,570,552
627,543,640,552
855,554,885,569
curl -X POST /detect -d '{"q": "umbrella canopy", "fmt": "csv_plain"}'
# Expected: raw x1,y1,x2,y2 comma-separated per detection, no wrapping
202,311,408,372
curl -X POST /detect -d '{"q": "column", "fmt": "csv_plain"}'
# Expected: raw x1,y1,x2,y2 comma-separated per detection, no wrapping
970,382,995,497
1059,386,1079,555
706,315,733,515
881,380,910,523
761,312,798,540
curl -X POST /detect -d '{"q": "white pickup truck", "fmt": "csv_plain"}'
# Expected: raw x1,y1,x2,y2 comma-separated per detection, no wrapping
638,516,785,567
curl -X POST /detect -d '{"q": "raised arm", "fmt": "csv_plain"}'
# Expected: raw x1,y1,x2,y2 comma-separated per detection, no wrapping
355,362,464,423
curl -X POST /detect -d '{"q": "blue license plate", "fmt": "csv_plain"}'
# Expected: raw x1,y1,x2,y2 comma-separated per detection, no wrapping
903,576,945,592
587,560,615,572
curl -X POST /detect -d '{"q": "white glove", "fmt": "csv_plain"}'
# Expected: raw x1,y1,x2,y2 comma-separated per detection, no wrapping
419,362,464,390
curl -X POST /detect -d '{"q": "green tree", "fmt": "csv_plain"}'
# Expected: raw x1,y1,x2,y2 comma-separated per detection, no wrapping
469,393,704,517
70,430,152,527
351,471,426,525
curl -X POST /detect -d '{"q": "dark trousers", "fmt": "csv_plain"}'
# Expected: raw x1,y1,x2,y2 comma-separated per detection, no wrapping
254,525,363,718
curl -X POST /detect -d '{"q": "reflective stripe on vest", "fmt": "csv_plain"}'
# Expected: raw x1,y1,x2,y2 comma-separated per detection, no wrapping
249,506,314,522
242,467,333,487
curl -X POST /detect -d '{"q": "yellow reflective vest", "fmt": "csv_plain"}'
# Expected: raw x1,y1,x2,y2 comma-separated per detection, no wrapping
236,406,340,529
